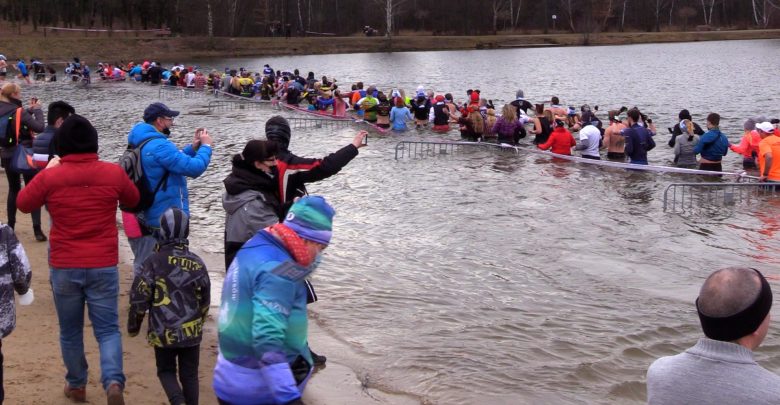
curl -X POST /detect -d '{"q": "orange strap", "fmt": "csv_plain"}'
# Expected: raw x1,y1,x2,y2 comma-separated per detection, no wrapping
13,108,21,143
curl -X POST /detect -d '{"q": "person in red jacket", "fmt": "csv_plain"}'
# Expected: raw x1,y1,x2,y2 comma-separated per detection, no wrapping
17,114,139,405
537,118,576,155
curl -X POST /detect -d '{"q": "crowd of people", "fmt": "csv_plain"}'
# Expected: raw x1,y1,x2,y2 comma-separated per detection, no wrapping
0,77,369,404
1,55,780,405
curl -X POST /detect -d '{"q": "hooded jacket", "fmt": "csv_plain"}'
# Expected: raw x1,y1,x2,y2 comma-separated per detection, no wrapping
127,122,212,228
693,128,729,162
215,230,313,405
17,153,139,268
223,164,282,268
0,224,31,339
128,210,210,348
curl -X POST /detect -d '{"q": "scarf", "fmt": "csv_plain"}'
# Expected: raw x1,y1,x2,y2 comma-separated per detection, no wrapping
269,223,312,266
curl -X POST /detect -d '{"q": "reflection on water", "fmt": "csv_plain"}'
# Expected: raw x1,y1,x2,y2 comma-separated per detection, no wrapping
22,39,780,404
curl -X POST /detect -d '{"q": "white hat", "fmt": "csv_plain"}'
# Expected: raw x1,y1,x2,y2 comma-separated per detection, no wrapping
756,121,775,133
0,55,5,61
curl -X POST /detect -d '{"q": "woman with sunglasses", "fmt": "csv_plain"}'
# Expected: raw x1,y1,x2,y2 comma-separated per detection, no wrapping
222,139,282,270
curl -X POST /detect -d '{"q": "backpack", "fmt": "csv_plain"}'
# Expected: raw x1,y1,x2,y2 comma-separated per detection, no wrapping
0,108,23,148
118,138,169,213
469,110,484,135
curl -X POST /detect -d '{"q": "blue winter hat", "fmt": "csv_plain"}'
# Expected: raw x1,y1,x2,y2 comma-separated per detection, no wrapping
283,196,335,245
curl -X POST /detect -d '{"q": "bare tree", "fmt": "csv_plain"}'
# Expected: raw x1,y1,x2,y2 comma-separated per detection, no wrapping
700,0,719,25
509,0,525,29
752,0,778,28
668,0,675,26
599,0,614,31
492,0,509,34
654,0,669,31
375,0,406,38
559,0,577,31
207,0,214,37
620,0,628,31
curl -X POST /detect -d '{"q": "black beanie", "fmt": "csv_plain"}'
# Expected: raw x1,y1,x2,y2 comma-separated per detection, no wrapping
678,109,692,121
54,114,98,157
265,116,291,150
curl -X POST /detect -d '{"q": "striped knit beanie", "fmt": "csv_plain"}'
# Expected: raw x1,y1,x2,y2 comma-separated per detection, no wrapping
283,196,335,245
157,207,190,243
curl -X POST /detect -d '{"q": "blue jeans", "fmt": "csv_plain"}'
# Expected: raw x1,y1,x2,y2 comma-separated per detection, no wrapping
131,235,157,277
49,267,125,390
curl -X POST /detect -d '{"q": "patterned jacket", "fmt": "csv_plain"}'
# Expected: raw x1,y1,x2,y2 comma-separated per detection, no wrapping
128,241,210,348
0,224,31,339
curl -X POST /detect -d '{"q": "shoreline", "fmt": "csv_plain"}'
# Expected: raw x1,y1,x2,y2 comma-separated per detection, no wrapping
4,29,780,62
1,175,421,404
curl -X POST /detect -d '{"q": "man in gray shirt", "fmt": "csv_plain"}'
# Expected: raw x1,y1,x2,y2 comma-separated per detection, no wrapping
646,267,780,404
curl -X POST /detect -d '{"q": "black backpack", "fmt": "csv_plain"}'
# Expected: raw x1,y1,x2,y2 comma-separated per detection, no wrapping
118,138,168,213
0,108,23,148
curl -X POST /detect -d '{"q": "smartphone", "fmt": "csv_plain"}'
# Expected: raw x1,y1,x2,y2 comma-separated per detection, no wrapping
195,128,205,138
362,134,368,146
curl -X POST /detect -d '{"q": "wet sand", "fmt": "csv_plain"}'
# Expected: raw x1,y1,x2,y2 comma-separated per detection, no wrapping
0,177,418,404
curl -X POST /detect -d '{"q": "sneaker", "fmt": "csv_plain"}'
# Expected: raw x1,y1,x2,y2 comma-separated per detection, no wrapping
310,349,327,366
106,383,125,405
64,384,86,403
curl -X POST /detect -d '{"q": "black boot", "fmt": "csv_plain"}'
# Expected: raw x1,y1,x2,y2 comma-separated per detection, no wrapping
33,225,47,242
310,349,327,366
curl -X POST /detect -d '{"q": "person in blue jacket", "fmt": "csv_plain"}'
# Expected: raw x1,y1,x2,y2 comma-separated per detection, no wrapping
126,102,213,274
693,112,730,172
214,196,334,405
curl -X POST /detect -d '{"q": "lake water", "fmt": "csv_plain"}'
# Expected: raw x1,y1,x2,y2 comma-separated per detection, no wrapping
25,39,780,404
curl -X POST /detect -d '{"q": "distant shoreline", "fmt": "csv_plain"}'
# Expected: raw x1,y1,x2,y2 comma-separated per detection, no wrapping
6,29,780,62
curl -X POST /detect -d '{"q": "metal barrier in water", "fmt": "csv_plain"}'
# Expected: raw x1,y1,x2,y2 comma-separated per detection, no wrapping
394,141,519,160
287,117,352,130
157,86,211,100
663,181,777,213
207,99,270,113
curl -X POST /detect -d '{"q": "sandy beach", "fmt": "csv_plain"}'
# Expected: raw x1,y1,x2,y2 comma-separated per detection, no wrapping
0,176,419,404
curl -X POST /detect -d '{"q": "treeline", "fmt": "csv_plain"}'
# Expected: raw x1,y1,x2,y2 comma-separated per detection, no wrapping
0,0,777,37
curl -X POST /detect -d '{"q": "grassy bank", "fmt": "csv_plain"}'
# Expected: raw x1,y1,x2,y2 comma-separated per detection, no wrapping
7,29,780,62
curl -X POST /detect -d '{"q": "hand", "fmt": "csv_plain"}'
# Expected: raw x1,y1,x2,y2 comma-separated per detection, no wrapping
352,130,368,149
759,175,768,182
199,130,213,147
29,98,41,110
46,156,61,169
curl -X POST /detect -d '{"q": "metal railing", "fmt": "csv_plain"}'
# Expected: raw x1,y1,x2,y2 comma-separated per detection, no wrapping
287,117,353,130
157,86,212,100
663,181,777,213
394,141,519,160
207,99,271,113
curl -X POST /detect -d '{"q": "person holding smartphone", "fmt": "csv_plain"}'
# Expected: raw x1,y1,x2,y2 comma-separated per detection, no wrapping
265,115,367,366
0,82,46,240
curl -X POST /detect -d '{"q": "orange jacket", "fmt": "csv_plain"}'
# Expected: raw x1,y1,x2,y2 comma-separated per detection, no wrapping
729,130,761,159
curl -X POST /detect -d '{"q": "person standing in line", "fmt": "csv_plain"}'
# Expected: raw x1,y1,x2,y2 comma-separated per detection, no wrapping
17,115,139,405
667,109,705,147
126,102,213,275
673,119,700,169
756,122,780,184
0,220,32,404
603,112,627,161
693,113,729,172
575,125,602,160
128,208,210,405
537,118,576,156
0,55,7,82
647,267,780,404
729,119,761,170
0,83,46,241
623,108,656,165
